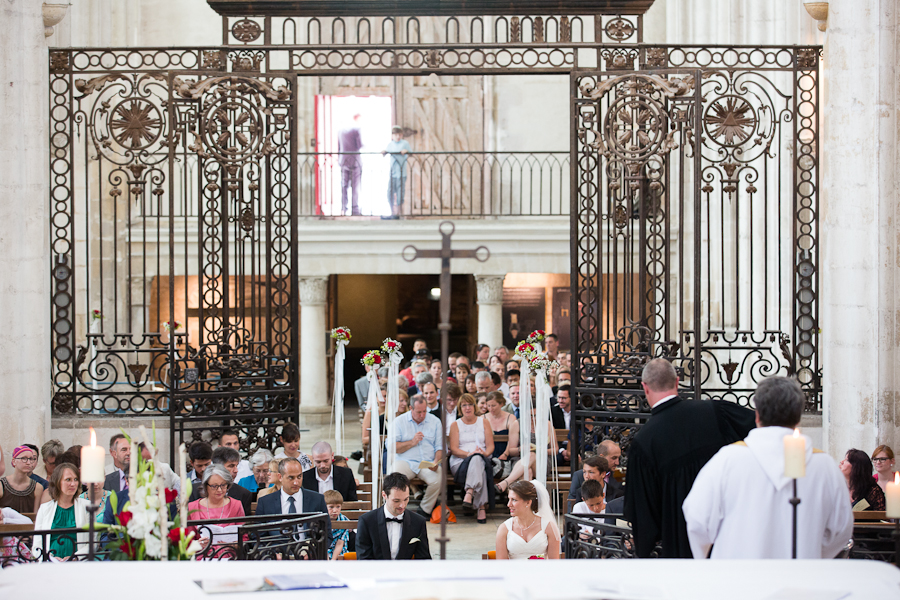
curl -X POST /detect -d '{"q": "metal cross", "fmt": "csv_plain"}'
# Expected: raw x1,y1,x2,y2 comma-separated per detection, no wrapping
402,221,489,560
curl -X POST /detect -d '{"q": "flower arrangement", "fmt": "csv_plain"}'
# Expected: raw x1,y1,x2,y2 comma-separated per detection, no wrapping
163,321,182,333
528,554,546,559
529,352,558,372
515,341,537,360
361,350,383,367
381,338,402,354
103,429,200,561
331,327,351,342
91,309,103,321
526,330,545,344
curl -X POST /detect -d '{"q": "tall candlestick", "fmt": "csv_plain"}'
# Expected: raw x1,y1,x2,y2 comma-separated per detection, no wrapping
783,428,806,478
81,427,106,483
886,472,900,519
178,443,188,527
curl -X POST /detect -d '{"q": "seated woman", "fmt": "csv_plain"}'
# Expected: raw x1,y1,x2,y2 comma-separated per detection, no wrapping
33,463,89,560
0,445,45,515
455,362,471,387
188,465,246,547
872,444,895,494
484,392,533,494
495,480,560,559
840,449,886,511
449,394,495,524
78,480,110,523
464,373,478,395
239,449,274,497
0,507,34,563
256,459,282,501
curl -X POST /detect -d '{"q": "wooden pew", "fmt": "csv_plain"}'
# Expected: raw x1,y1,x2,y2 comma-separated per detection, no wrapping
0,523,34,532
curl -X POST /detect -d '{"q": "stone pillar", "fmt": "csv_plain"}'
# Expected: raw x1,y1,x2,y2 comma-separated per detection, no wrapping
475,275,505,352
299,277,330,425
822,0,899,456
0,1,50,448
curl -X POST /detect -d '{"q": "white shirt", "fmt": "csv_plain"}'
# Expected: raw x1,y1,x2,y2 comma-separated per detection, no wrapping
383,505,403,559
280,489,303,515
562,408,571,430
572,500,605,535
236,459,253,482
652,393,678,409
316,468,334,494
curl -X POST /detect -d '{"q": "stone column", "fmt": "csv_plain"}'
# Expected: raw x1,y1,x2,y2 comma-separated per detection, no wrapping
299,277,330,425
0,1,50,448
822,0,899,456
475,275,505,352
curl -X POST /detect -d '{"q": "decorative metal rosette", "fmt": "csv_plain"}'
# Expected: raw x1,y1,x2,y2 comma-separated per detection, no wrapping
526,329,545,344
330,327,352,342
361,351,383,367
381,338,402,355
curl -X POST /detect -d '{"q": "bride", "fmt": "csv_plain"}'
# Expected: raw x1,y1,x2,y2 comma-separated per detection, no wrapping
495,480,560,559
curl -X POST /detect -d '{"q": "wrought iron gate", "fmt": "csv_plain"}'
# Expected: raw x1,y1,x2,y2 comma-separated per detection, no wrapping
571,47,821,461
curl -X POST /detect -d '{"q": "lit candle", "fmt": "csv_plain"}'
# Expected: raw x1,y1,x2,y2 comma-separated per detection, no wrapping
783,428,806,479
886,472,900,519
80,427,106,484
178,443,188,526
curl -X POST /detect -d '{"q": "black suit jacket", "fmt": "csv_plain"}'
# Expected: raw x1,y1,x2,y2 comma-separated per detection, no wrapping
189,481,253,516
568,469,625,503
550,405,569,431
103,470,125,493
356,507,431,560
255,488,332,546
302,465,358,502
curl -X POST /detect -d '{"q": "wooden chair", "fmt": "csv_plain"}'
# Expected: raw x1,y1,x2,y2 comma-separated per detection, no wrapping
853,511,888,521
0,523,34,532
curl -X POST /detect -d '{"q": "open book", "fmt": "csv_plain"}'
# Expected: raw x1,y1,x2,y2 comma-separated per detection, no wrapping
418,460,438,470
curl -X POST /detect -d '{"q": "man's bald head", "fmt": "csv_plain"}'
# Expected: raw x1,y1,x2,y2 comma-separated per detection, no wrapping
311,441,333,455
641,358,678,392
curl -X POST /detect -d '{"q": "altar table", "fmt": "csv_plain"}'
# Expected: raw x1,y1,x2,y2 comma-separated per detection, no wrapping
0,559,897,600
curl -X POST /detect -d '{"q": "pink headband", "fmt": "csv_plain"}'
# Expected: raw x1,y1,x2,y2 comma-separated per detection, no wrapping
12,446,33,459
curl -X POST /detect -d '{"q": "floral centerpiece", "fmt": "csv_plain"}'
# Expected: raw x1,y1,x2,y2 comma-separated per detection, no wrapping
515,341,537,360
381,338,402,355
102,428,201,561
528,554,546,559
331,327,351,342
361,350,383,367
91,309,103,321
526,330,545,344
528,352,558,372
163,320,182,333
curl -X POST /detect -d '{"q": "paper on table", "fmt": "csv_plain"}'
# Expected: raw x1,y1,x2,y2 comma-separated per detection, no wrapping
379,580,507,600
196,577,267,594
764,589,850,600
265,573,348,591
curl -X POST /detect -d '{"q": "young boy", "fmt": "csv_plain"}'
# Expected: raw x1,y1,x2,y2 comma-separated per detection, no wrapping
274,423,313,471
571,479,606,539
325,490,351,560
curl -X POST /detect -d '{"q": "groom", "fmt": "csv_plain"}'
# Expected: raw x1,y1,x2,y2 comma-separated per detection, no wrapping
356,472,431,560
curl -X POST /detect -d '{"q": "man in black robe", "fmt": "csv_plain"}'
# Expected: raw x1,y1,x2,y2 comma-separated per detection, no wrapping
623,358,755,558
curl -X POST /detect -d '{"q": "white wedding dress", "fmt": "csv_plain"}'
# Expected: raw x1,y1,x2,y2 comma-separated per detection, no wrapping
504,517,550,559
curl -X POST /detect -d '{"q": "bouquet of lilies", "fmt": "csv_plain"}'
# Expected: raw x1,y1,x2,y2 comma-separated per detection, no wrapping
331,327,351,342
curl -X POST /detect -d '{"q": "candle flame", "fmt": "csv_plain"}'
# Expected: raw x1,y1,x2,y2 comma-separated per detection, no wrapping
89,427,97,448
793,428,800,438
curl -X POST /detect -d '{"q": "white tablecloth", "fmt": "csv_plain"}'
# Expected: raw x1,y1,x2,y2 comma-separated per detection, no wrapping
0,559,897,599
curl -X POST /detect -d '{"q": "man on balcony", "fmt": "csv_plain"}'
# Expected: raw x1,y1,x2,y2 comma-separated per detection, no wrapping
338,113,363,216
383,126,411,220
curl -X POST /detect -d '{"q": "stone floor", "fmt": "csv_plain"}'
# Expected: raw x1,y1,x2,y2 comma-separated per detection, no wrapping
299,405,518,560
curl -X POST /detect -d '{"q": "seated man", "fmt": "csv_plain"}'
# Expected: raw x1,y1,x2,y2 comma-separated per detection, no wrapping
189,446,253,515
255,457,331,550
568,455,610,503
551,385,573,464
220,430,253,483
356,472,431,560
103,434,132,493
390,396,443,518
502,383,520,418
187,441,213,490
303,441,358,501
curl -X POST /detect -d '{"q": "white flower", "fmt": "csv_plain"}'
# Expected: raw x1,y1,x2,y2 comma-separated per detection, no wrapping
126,506,156,539
186,540,203,556
144,532,162,558
409,538,420,544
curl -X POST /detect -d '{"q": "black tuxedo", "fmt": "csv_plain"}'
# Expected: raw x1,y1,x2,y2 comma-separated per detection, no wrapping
189,481,253,516
302,465,358,502
356,506,431,560
550,405,570,431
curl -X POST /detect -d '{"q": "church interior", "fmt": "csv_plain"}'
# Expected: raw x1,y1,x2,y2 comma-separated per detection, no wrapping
1,0,900,593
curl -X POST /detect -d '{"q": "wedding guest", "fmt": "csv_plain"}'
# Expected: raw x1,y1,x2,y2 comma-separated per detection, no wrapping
494,346,510,364
474,344,491,363
397,391,410,416
455,362,471,385
325,490,350,560
356,472,431,560
486,392,519,460
188,441,213,484
0,445,45,514
422,382,440,418
475,371,492,395
274,423,313,471
382,125,411,219
355,364,372,410
188,465,245,523
449,394,495,523
0,506,33,563
503,383,521,418
495,480,560,559
409,372,433,397
220,430,253,482
471,361,487,373
256,459,283,500
103,434,131,493
40,440,64,481
255,459,331,546
303,442,358,501
840,449,886,511
78,481,111,523
545,333,559,360
429,360,443,392
568,455,610,503
390,396,443,517
476,393,488,416
239,449,274,496
872,445,896,493
16,445,42,488
443,385,462,435
448,352,462,373
33,463,89,560
465,373,478,395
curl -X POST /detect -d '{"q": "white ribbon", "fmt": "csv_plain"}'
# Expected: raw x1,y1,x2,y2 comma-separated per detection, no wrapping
534,367,553,487
366,369,385,510
519,356,533,478
385,350,403,473
332,340,348,456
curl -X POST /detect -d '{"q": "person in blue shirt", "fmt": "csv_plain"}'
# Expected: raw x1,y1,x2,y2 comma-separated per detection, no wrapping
391,396,442,518
382,126,411,219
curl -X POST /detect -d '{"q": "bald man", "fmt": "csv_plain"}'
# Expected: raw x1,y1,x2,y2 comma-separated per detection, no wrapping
302,441,358,501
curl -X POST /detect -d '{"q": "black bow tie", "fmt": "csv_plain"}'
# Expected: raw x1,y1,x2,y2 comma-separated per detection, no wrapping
385,517,403,523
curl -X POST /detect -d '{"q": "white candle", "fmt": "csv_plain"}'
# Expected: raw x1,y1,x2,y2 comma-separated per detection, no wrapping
886,472,900,519
80,427,106,484
178,443,188,526
783,428,806,479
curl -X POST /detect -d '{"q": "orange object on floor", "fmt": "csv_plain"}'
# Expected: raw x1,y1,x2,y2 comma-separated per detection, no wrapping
431,506,456,523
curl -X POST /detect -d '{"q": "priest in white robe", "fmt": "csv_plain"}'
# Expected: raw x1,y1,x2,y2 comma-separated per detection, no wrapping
682,377,853,559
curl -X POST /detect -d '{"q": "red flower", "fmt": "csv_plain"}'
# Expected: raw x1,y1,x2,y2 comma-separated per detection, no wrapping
167,527,184,544
165,488,178,504
121,539,137,559
528,555,546,559
373,355,382,364
117,511,133,527
387,341,396,349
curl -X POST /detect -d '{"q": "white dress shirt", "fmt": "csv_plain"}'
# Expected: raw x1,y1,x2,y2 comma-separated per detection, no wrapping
316,468,334,494
383,505,403,559
280,489,303,514
652,393,678,409
563,408,571,430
